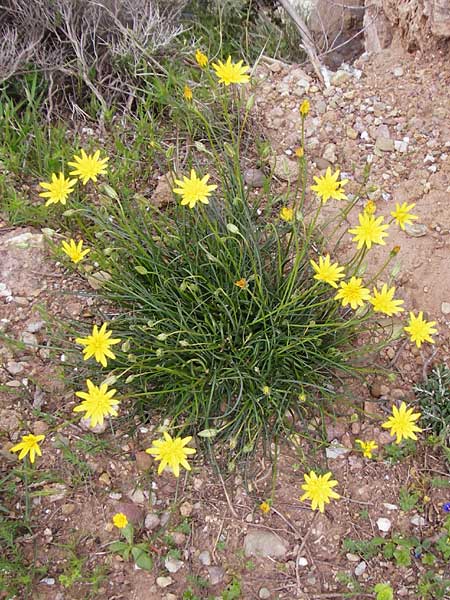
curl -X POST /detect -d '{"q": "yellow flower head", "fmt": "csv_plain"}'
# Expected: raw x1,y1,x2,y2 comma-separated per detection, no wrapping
61,238,90,264
364,200,377,215
68,149,109,185
112,512,128,529
355,439,378,459
173,169,217,209
381,401,422,444
348,212,389,250
39,172,77,206
195,49,208,68
299,99,310,116
145,431,196,478
75,323,121,368
183,85,193,101
10,433,45,464
280,206,294,222
295,147,304,158
310,167,348,203
335,276,370,309
300,470,340,513
369,284,404,316
212,56,250,86
310,254,345,288
74,379,120,428
234,278,248,289
404,311,437,348
390,202,417,230
262,385,271,396
259,501,271,514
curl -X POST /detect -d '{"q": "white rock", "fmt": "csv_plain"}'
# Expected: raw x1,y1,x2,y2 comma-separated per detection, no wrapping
297,557,308,566
164,558,183,573
354,561,367,576
441,302,450,315
383,503,398,511
156,576,174,588
326,440,350,459
393,67,404,77
376,517,392,532
410,515,426,527
144,513,160,530
198,550,212,566
259,588,271,599
346,553,361,562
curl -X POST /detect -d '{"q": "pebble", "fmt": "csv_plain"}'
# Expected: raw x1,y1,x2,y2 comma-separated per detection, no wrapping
21,332,38,348
26,320,45,333
128,488,146,504
244,530,288,558
98,472,111,486
297,557,308,566
199,550,212,566
331,70,351,86
244,168,265,188
322,143,337,164
144,513,161,531
325,441,350,459
354,561,367,576
80,416,107,433
156,576,173,588
376,517,392,532
61,503,75,515
404,222,427,237
6,361,24,375
172,532,186,546
180,501,193,517
33,420,48,435
410,515,426,527
393,66,404,77
164,558,183,573
346,553,360,562
375,137,395,152
135,451,152,472
259,588,271,599
383,503,398,511
40,577,55,586
207,566,225,585
441,302,450,315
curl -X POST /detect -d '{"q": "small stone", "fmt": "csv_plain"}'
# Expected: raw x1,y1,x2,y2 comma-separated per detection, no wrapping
244,168,265,188
172,532,186,546
135,451,152,472
165,595,177,600
354,561,367,577
33,420,48,436
375,137,395,152
199,550,211,566
394,140,409,153
331,70,351,86
325,441,350,459
268,62,281,73
322,143,337,164
441,302,450,315
259,588,271,599
376,517,392,532
21,332,38,348
193,477,203,491
207,566,224,585
370,381,389,398
346,127,358,140
244,530,288,558
164,558,183,573
114,501,144,526
40,577,56,586
109,492,122,500
272,155,298,182
383,503,398,511
297,557,308,566
410,515,426,527
99,472,111,486
180,501,193,517
156,576,173,588
61,503,75,515
128,488,146,505
80,416,107,433
150,173,173,208
144,513,160,531
404,222,427,237
346,553,360,562
26,320,45,333
393,66,404,77
44,483,67,502
6,361,24,375
5,380,21,387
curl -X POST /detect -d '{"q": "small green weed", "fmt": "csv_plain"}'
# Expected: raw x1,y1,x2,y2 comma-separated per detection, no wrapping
415,365,450,454
399,487,421,512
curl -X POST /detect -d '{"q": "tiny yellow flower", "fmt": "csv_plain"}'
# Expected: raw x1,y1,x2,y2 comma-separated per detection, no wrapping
262,385,271,396
75,323,121,368
355,439,378,459
390,202,418,230
404,311,437,348
39,172,77,206
68,149,109,185
74,379,120,428
300,470,340,513
61,238,90,264
299,99,310,116
212,56,250,86
335,276,370,309
364,200,377,215
112,512,128,529
173,169,217,209
234,278,248,289
280,206,294,222
183,85,193,101
348,212,389,250
310,254,345,288
145,431,196,478
195,49,208,68
10,433,45,464
259,501,271,514
381,401,422,444
311,167,348,203
369,284,404,316
294,147,304,158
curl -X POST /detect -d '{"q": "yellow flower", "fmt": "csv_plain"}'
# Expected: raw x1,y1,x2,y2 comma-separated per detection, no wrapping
381,401,422,444
68,149,109,185
300,470,340,513
195,49,208,68
299,99,310,116
262,385,271,396
39,172,77,206
183,85,193,101
364,200,377,215
404,311,437,348
145,431,196,478
10,433,45,464
335,276,370,309
280,206,294,222
75,323,121,368
259,501,271,514
355,439,378,459
348,212,389,250
310,167,348,203
234,278,248,289
390,202,417,230
295,147,304,158
61,238,90,264
310,254,345,288
173,169,217,209
212,56,250,86
74,379,120,428
369,284,404,316
112,512,128,529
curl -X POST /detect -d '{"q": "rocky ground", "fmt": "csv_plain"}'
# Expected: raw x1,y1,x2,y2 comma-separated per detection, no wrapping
1,42,450,599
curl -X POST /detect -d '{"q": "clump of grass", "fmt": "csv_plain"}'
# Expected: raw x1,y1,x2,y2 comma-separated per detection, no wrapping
415,364,450,447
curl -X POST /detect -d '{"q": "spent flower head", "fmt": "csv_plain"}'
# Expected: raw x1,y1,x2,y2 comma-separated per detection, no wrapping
369,284,404,316
10,433,45,464
348,212,389,249
39,172,77,206
310,254,345,288
381,401,422,444
112,512,128,529
355,439,378,459
61,238,90,264
68,149,108,185
300,471,340,513
74,379,120,428
195,49,208,68
335,276,370,309
212,56,250,86
404,311,437,348
75,323,121,368
173,169,217,209
390,202,417,230
311,167,348,203
145,431,196,478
